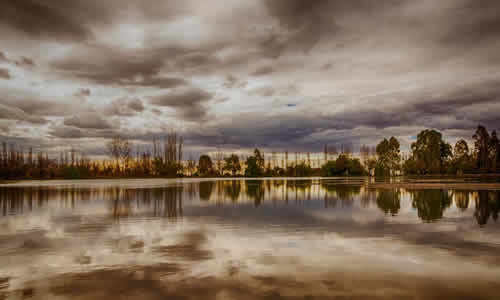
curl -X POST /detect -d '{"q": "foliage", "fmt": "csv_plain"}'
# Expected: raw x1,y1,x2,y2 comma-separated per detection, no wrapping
245,149,265,177
223,154,241,176
198,155,213,176
404,129,452,175
375,137,401,176
447,139,475,175
376,189,401,215
291,162,313,177
321,155,367,176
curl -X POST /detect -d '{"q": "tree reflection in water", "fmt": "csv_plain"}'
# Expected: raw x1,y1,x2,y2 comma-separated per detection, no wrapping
199,181,214,201
1,181,500,226
245,180,265,207
454,191,470,211
322,184,361,208
376,189,401,216
410,189,453,222
223,180,241,202
474,191,500,226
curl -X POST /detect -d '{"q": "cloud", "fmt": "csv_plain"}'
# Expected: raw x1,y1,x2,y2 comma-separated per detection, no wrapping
2,0,500,155
0,104,47,124
223,75,247,89
248,86,275,97
0,0,190,41
251,66,274,76
127,99,144,112
74,88,91,98
49,126,120,139
51,44,190,88
0,120,11,133
0,0,92,41
0,96,79,117
150,87,213,121
15,57,35,68
63,112,113,129
104,98,144,116
0,68,11,80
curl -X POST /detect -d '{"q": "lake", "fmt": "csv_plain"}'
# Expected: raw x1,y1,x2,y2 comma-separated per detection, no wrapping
0,178,499,299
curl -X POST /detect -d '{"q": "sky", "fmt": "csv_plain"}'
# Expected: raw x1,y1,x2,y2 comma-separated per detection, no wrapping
0,0,499,157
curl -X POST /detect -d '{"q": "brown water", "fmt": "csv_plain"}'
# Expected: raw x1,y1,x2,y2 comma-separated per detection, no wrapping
0,178,499,299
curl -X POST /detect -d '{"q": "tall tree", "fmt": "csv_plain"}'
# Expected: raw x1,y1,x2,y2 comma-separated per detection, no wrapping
375,137,400,176
450,139,473,175
407,129,451,174
198,155,213,176
224,154,241,176
473,125,491,172
107,136,132,170
490,130,499,173
245,149,265,177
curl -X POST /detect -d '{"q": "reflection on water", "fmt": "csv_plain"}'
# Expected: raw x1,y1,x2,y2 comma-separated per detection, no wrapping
0,179,499,299
2,180,499,226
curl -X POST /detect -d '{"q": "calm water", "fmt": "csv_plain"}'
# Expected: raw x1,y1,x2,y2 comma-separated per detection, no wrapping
0,178,499,299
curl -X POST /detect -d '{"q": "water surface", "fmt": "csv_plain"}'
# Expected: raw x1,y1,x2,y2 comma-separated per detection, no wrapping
0,178,499,299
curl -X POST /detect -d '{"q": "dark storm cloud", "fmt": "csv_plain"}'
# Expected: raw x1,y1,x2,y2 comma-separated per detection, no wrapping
150,87,213,121
0,0,190,41
261,0,339,55
2,0,500,154
183,78,500,151
259,0,402,57
184,113,365,151
63,112,114,130
52,45,190,88
0,68,11,80
0,0,92,41
441,0,500,46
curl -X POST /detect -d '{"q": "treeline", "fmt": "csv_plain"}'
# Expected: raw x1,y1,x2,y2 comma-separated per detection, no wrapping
0,132,185,180
0,125,499,180
369,125,500,176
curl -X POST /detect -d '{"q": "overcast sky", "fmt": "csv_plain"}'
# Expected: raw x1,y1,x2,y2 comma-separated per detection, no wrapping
1,0,499,157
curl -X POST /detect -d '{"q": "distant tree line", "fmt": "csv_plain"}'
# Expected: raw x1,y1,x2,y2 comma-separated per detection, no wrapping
0,125,499,180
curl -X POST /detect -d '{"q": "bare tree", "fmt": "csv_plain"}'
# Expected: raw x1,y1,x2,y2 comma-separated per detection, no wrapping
213,151,225,175
107,136,132,169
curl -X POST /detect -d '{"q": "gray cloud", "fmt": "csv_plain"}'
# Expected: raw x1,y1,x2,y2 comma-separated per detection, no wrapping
52,45,190,88
0,104,47,124
251,66,274,76
127,99,144,112
248,86,275,97
0,96,79,117
1,0,500,154
150,87,213,121
49,126,119,139
63,112,114,130
0,0,190,41
74,88,91,98
104,98,144,116
0,68,11,80
15,57,35,68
